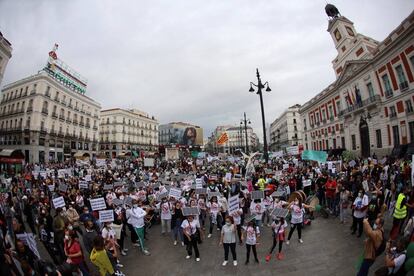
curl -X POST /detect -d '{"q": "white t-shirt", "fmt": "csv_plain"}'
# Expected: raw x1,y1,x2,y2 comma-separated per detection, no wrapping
389,252,406,274
290,204,304,224
271,220,288,234
160,202,172,220
198,198,207,210
244,225,260,245
250,202,265,220
353,195,369,218
231,208,243,225
207,202,221,214
181,219,200,236
102,226,116,240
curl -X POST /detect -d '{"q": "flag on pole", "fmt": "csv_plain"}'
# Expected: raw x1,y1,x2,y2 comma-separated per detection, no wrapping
217,132,229,145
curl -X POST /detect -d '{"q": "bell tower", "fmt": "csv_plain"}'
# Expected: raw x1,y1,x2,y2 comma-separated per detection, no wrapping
325,4,379,78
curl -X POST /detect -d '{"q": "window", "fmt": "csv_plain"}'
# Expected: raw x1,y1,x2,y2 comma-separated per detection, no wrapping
382,74,393,97
390,106,397,117
376,129,382,148
351,135,356,150
410,56,414,69
341,137,345,149
366,82,375,98
409,121,414,143
392,125,400,146
395,65,408,90
406,100,414,114
293,119,296,124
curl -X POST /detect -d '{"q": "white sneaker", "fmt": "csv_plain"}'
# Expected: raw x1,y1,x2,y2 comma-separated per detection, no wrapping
117,263,124,268
181,242,185,246
123,248,129,252
207,234,212,238
121,250,127,256
222,261,228,266
174,240,177,246
286,240,290,245
143,250,151,256
299,239,303,244
233,260,238,266
133,243,139,247
186,255,191,259
196,258,200,262
217,228,220,231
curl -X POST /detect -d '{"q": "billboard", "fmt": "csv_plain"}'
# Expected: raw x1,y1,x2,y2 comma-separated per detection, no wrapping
166,126,203,146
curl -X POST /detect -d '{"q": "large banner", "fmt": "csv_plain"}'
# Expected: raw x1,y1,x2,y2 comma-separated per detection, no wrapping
301,150,328,163
165,148,180,160
164,126,203,146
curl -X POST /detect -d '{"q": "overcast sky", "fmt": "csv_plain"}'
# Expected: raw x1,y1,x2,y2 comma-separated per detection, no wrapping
1,0,413,140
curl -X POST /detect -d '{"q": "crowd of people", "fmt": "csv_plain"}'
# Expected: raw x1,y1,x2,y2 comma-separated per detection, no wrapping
0,153,413,276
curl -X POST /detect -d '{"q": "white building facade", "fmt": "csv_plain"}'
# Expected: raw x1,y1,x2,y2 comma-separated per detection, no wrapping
0,32,12,87
300,7,414,157
269,104,303,151
99,108,158,158
0,46,101,163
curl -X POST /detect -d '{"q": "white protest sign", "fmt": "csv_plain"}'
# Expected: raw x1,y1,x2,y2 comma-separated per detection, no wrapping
349,160,356,167
283,164,289,170
48,185,55,192
169,188,182,199
144,158,155,167
328,162,333,170
303,179,312,187
225,173,232,182
52,196,65,209
228,195,240,215
99,210,114,223
79,181,89,189
58,169,67,177
84,175,92,182
195,178,204,189
286,146,299,155
40,171,47,178
90,197,106,211
96,159,106,167
16,233,40,259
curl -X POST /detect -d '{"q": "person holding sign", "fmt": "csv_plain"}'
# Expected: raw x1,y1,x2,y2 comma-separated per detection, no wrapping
158,197,172,235
126,199,150,256
265,217,288,262
250,199,265,228
286,197,311,245
181,215,202,262
207,196,222,238
219,216,238,266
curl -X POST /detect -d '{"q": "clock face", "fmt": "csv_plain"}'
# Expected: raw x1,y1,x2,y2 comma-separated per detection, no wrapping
334,29,342,41
346,26,355,36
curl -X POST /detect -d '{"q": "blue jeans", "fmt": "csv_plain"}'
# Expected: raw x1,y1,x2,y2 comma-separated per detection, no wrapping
357,259,374,276
173,219,183,242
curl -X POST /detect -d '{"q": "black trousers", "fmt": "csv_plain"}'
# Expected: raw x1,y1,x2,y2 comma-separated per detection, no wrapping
288,223,302,240
223,243,237,261
246,244,258,262
352,217,364,236
185,236,200,258
269,237,283,254
236,224,242,243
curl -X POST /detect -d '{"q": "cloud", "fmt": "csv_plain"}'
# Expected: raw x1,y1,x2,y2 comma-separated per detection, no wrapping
1,0,413,140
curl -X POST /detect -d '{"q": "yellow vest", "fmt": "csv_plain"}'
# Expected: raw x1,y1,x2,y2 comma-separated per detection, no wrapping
394,193,407,219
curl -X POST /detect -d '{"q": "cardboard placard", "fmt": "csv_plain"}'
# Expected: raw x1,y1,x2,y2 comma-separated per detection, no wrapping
52,196,65,209
99,210,114,223
112,198,123,207
195,188,207,195
270,207,289,218
349,160,356,167
114,182,123,188
124,196,133,207
251,190,264,200
224,173,232,182
144,158,155,167
282,164,289,170
303,179,312,187
90,197,106,211
182,207,199,216
157,192,169,201
207,191,221,199
84,175,92,182
103,184,114,190
48,185,55,192
271,191,285,198
135,182,146,188
195,178,204,188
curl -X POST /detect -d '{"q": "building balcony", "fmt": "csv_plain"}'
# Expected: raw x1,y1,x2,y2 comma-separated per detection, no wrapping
66,118,72,124
45,93,51,98
68,103,73,109
52,112,58,118
79,122,85,127
40,127,47,135
85,123,90,128
50,129,56,136
93,114,99,119
406,109,414,115
59,115,65,121
26,106,33,113
54,97,60,103
390,112,397,119
93,126,98,131
41,108,48,115
61,100,67,106
73,120,78,125
338,95,381,117
385,89,393,99
58,131,64,137
30,90,36,95
74,106,79,111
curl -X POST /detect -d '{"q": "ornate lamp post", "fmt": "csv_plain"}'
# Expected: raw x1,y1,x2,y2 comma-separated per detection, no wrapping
240,112,251,154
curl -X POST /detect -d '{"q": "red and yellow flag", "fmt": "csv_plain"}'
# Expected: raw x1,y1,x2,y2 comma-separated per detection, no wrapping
217,132,229,145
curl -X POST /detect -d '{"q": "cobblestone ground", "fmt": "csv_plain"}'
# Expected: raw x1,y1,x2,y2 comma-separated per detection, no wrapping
118,215,376,276
36,213,414,276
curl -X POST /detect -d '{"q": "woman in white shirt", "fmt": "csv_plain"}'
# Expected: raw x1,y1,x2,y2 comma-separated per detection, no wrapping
266,217,288,262
219,216,237,266
158,197,172,235
286,198,310,244
230,208,243,244
207,196,221,238
243,221,260,264
181,215,202,262
250,199,265,228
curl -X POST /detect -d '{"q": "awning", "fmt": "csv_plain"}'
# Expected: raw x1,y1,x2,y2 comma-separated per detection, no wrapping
132,151,138,157
0,149,15,157
118,152,126,157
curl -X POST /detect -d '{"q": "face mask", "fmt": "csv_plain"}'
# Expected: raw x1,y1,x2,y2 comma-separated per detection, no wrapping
68,225,73,230
133,204,138,208
275,199,280,203
373,224,377,230
226,222,231,226
64,235,69,240
294,201,299,205
358,193,363,197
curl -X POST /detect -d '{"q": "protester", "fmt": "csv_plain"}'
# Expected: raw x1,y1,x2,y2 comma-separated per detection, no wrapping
220,216,237,266
181,215,202,262
244,220,260,265
266,216,288,262
352,190,369,238
357,218,384,276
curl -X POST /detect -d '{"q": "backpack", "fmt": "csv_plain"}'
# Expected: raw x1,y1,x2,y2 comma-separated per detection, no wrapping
375,230,386,257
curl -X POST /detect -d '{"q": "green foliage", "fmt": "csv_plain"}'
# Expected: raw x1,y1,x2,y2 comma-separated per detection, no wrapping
342,150,356,162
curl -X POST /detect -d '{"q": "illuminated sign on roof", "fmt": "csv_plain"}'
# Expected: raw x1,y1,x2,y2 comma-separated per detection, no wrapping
44,44,87,95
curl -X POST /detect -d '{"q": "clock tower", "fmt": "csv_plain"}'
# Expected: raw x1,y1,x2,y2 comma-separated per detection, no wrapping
325,4,379,78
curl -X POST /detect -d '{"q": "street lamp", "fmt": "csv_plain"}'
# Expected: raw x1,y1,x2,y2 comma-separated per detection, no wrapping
249,68,271,163
240,112,251,154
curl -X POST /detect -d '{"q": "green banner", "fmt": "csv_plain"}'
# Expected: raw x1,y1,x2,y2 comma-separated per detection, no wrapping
191,151,199,158
301,150,328,163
